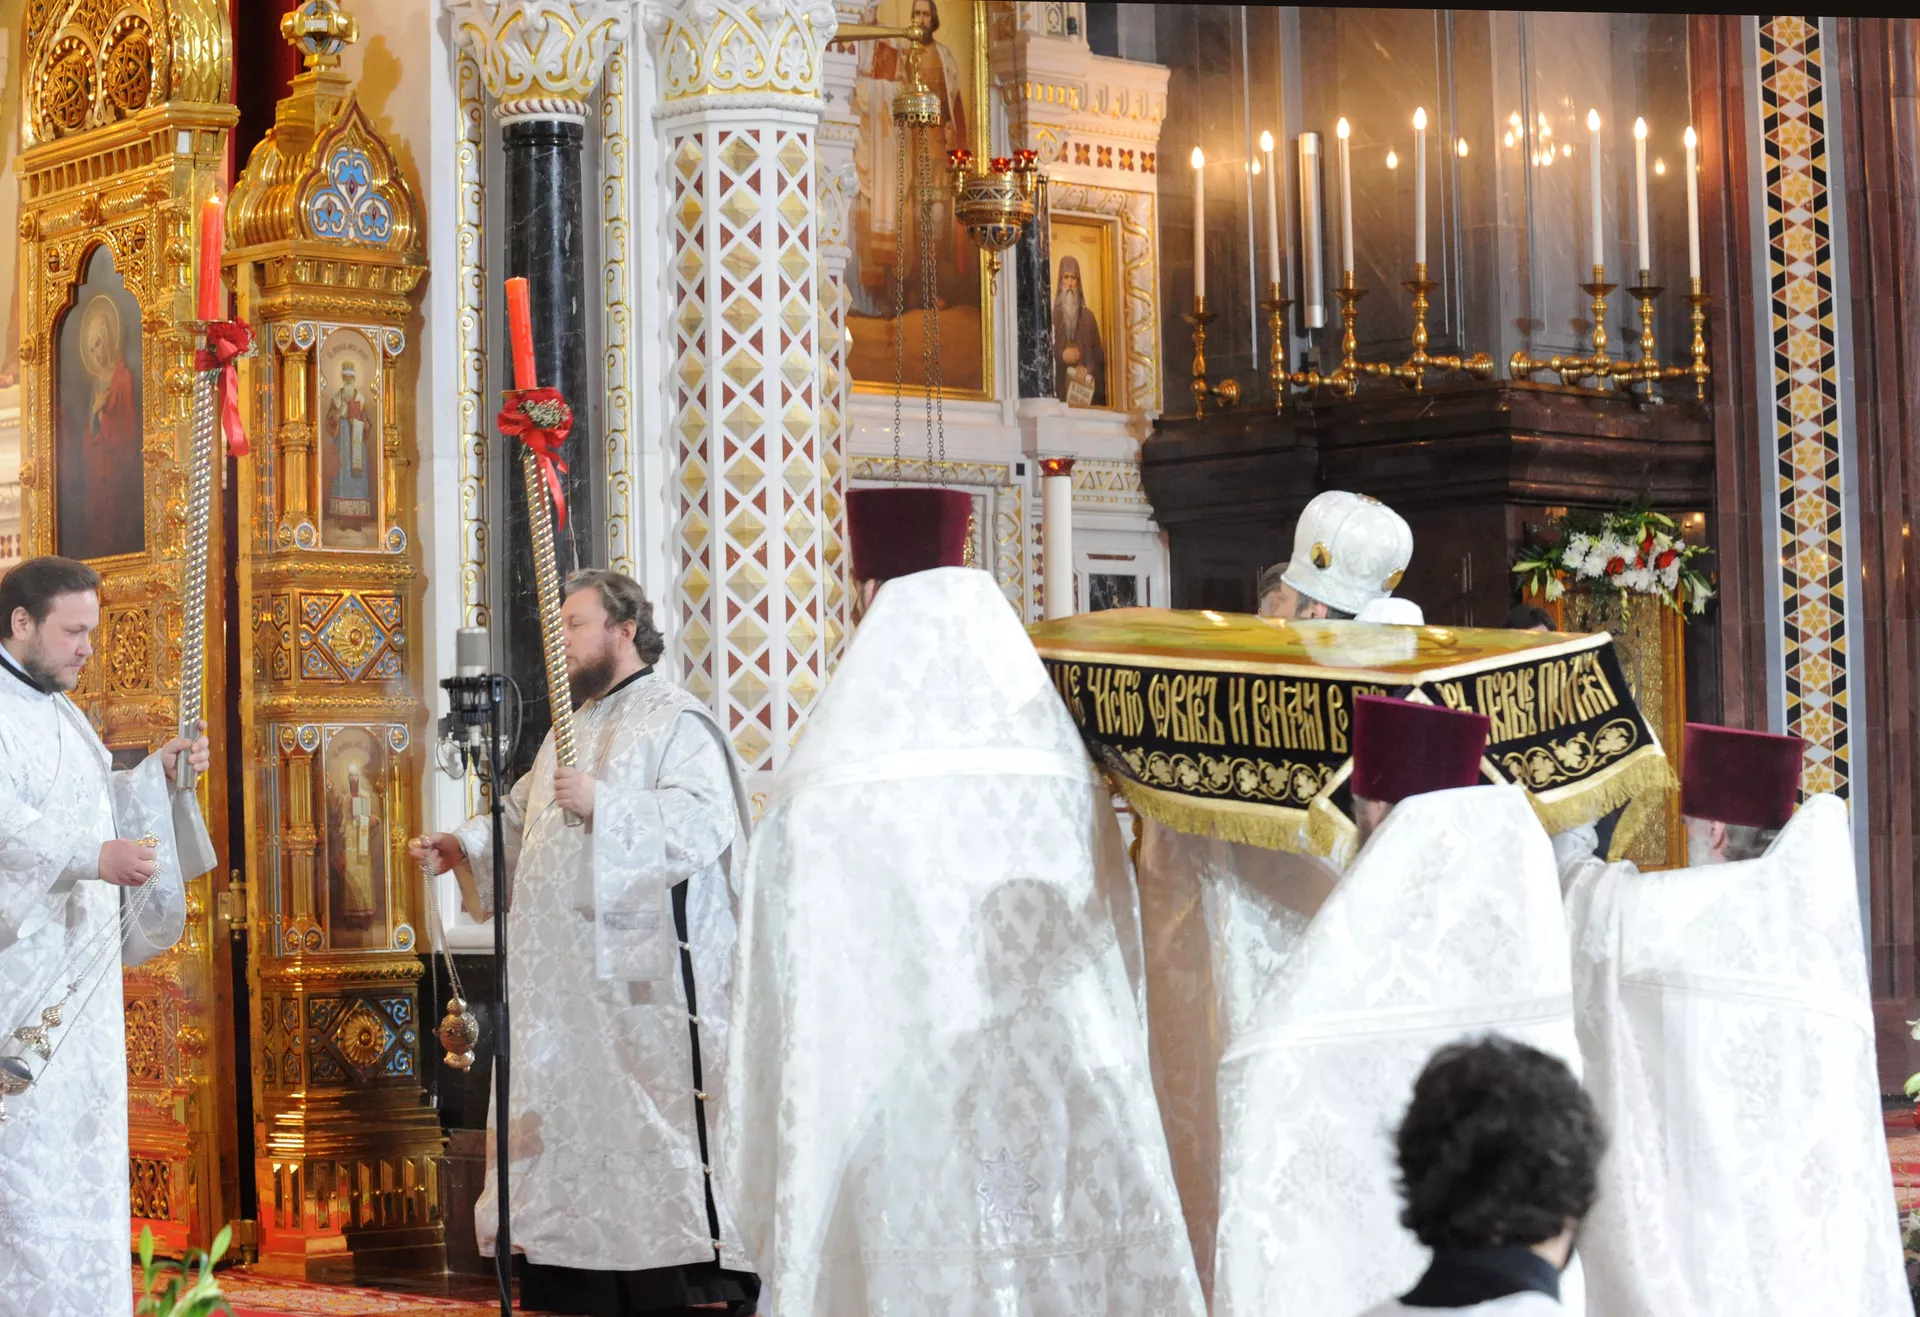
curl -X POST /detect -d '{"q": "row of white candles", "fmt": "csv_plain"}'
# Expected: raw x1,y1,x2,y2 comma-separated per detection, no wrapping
1189,109,1704,304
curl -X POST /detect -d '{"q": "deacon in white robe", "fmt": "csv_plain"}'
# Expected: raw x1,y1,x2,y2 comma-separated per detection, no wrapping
1212,695,1586,1317
412,568,757,1315
1555,722,1907,1317
0,556,208,1317
724,525,1204,1316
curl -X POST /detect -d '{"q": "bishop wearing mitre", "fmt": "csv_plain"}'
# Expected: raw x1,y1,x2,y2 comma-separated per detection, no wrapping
724,488,1205,1316
0,556,210,1317
411,568,759,1317
1211,695,1586,1317
1555,723,1907,1317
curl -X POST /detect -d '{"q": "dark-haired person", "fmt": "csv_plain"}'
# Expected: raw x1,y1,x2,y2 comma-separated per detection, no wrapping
1554,724,1906,1316
410,569,759,1316
1358,1038,1603,1315
1504,604,1554,633
0,555,210,1315
1209,695,1583,1316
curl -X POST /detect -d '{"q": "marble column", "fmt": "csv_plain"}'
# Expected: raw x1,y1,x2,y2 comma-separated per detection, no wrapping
447,0,629,774
645,0,839,782
1017,184,1057,399
1040,456,1076,618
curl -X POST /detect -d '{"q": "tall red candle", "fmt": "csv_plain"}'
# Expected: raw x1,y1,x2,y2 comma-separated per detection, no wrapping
197,193,224,322
505,277,537,390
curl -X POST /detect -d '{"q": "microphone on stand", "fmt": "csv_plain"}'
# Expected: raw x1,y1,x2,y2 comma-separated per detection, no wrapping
436,626,516,1317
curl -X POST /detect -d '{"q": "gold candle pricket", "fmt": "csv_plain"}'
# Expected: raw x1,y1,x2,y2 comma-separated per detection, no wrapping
1290,271,1364,397
1184,296,1239,418
1358,262,1494,391
1259,281,1293,414
1510,265,1619,387
1613,267,1664,400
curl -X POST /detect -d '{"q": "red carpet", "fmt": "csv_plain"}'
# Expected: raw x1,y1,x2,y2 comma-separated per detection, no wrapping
134,1265,508,1315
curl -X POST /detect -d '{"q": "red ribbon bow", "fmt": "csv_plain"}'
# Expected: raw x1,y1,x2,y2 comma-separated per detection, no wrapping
497,387,574,530
193,320,255,457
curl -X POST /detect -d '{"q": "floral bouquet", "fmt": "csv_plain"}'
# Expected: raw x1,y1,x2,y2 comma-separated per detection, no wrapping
1511,504,1714,620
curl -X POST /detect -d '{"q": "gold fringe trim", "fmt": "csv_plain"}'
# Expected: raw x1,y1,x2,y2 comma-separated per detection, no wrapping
1112,777,1308,853
1521,745,1679,859
1306,794,1360,868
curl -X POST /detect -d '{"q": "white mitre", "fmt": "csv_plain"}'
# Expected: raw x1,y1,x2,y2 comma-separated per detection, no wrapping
1281,491,1414,615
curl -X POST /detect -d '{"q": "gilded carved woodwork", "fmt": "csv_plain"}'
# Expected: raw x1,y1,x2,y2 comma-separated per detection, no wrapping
17,0,239,1259
228,1,441,1280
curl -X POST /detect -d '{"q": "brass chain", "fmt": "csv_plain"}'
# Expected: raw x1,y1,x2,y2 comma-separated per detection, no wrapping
918,125,946,482
890,118,908,481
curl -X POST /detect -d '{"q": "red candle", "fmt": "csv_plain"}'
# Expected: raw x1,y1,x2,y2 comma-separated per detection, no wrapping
197,193,224,322
505,277,537,390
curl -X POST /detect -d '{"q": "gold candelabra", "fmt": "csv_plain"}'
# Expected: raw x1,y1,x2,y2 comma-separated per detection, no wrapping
1187,296,1240,417
1355,262,1493,390
1259,282,1291,414
1510,266,1712,400
1288,274,1365,398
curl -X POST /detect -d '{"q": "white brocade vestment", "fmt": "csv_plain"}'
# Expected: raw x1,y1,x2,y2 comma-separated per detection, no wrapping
452,670,751,1273
1556,796,1907,1317
1212,785,1586,1317
724,567,1205,1316
0,660,152,1317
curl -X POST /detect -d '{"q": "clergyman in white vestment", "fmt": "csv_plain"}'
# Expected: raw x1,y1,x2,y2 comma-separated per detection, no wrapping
1555,722,1907,1317
724,533,1204,1316
1147,493,1413,1294
412,569,758,1315
0,556,209,1317
1212,694,1586,1317
1356,1038,1603,1317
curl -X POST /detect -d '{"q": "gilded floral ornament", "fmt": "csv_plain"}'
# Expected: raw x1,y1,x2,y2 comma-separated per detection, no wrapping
22,0,230,146
443,0,632,122
642,0,838,106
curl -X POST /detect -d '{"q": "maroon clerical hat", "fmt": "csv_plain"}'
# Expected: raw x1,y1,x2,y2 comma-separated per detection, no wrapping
847,488,972,583
1351,694,1492,804
1680,723,1805,829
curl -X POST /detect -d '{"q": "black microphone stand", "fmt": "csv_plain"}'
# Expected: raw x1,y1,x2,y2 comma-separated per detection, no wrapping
442,669,513,1317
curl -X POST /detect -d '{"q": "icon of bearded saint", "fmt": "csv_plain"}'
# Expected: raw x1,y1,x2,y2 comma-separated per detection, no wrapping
1053,255,1106,407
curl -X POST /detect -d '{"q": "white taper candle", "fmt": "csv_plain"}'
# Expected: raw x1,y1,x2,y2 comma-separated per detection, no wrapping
1587,109,1603,273
1684,125,1701,280
1633,116,1650,273
1191,146,1206,300
1261,130,1281,285
1413,106,1428,267
1337,117,1353,275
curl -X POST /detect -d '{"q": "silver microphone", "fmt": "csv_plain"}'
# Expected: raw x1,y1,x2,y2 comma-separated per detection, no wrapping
455,627,489,678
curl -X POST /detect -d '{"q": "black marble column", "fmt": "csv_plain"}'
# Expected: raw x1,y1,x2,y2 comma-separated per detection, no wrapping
502,116,596,778
1016,184,1056,399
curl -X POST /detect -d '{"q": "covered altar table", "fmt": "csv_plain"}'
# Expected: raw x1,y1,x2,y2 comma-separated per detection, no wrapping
1026,607,1673,1296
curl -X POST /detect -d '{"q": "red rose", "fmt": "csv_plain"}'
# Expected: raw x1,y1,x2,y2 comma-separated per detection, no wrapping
1605,556,1627,576
1655,548,1678,569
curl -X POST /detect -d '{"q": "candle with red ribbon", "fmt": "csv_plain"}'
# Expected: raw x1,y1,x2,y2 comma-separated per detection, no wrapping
193,320,253,457
499,276,571,529
197,193,224,322
505,276,537,390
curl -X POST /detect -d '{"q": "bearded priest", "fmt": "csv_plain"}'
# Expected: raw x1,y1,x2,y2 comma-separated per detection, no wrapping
1555,724,1906,1317
0,556,210,1317
410,568,757,1317
1212,695,1585,1317
724,493,1204,1315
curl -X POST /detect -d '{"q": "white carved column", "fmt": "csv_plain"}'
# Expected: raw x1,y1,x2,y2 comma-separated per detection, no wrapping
815,2,862,667
645,0,838,777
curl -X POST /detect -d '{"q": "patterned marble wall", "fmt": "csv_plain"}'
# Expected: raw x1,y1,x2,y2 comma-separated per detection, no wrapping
1753,16,1856,803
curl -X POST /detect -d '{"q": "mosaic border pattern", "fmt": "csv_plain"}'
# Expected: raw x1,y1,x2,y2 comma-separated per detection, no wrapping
1757,16,1849,799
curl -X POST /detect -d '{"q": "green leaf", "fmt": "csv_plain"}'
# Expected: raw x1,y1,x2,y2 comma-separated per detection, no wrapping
1904,1072,1920,1098
140,1226,156,1271
208,1224,232,1266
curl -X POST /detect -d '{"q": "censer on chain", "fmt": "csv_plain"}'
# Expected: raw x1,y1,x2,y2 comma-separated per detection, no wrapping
416,841,481,1070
